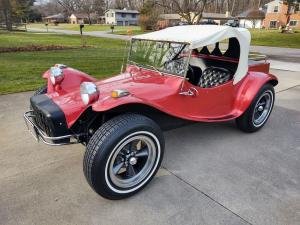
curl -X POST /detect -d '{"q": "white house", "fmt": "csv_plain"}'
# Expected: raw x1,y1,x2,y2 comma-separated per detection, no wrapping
105,9,139,26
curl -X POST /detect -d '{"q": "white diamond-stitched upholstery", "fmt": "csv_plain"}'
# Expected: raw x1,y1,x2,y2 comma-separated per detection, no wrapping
198,67,232,88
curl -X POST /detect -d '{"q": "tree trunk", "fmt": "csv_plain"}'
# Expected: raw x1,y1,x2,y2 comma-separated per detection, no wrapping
286,3,292,25
195,0,207,24
257,0,262,8
230,0,236,16
3,0,13,31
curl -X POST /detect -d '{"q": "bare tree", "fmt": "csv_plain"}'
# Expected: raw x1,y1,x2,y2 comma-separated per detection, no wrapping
35,1,63,16
158,0,210,24
56,0,77,14
285,0,300,25
76,0,105,24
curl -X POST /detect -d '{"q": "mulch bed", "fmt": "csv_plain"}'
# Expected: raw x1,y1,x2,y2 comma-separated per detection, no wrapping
0,45,78,53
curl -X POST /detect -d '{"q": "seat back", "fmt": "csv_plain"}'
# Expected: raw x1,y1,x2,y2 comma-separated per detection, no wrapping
198,67,232,88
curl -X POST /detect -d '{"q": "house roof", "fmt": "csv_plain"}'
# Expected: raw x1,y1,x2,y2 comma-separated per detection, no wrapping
159,12,232,21
202,12,230,19
133,25,251,84
105,9,139,14
159,14,181,20
70,13,89,19
264,0,283,6
237,9,265,19
44,13,65,19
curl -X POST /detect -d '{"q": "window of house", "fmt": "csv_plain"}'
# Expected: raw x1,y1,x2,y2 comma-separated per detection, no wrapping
121,13,126,18
274,6,279,12
270,20,277,28
111,13,114,17
132,14,136,18
289,20,297,26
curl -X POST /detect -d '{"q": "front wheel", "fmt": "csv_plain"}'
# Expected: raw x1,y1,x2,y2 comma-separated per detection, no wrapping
236,83,275,132
83,114,164,200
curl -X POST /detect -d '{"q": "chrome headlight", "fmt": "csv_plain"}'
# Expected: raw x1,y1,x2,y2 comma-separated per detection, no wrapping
50,66,64,85
80,82,99,105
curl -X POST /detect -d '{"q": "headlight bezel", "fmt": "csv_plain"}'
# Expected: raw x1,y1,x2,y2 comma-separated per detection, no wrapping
50,66,64,85
80,82,99,105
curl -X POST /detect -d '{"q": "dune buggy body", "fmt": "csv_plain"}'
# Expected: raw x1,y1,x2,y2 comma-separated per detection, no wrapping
24,25,278,199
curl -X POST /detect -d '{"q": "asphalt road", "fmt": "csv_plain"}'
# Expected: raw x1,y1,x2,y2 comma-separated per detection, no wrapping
0,68,299,225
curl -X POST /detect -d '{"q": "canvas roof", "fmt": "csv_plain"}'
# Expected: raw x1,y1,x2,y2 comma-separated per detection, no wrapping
133,25,251,84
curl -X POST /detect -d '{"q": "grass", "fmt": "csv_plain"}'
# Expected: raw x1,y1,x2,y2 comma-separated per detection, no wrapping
27,23,141,32
0,32,126,94
250,29,300,48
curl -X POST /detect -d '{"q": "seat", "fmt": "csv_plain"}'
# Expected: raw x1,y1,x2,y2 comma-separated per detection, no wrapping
198,67,233,88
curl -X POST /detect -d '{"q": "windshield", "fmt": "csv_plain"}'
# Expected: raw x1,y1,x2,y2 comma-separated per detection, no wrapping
128,39,190,76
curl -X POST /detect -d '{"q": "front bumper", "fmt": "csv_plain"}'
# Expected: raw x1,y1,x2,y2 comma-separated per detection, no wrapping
24,94,83,146
24,111,83,146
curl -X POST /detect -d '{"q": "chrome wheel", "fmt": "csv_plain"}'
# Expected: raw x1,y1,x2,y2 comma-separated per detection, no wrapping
106,131,160,192
252,90,274,127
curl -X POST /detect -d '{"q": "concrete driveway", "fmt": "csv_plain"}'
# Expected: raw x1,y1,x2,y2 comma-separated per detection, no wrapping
0,69,299,225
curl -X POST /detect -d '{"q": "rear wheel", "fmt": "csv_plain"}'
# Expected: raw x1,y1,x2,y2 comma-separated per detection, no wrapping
83,114,164,200
236,83,275,132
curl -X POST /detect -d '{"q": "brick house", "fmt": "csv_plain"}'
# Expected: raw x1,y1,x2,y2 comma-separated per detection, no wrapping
263,0,300,29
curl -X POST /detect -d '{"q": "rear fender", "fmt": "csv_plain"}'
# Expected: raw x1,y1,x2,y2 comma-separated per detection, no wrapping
234,71,278,116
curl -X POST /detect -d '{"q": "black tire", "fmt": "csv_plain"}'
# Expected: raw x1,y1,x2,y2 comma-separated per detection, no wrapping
236,83,275,133
83,114,164,200
33,85,47,96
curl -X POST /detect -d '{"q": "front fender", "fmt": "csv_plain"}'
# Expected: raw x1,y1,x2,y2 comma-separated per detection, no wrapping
42,67,96,94
91,94,171,115
233,71,278,116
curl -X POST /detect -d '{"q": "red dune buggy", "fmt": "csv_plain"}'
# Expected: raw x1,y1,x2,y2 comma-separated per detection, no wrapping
24,25,278,199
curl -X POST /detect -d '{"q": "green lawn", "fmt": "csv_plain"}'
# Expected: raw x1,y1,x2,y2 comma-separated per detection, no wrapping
250,29,300,48
0,32,126,94
27,23,141,32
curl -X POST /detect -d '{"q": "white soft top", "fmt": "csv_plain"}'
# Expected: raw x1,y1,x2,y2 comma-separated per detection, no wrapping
133,25,251,84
